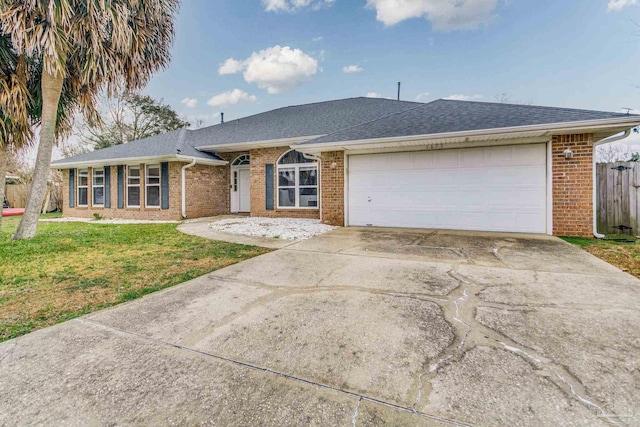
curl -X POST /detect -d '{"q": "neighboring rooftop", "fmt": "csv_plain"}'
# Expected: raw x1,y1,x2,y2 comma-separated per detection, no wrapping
301,99,635,145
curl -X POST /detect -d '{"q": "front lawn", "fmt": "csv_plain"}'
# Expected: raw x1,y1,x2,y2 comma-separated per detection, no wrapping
0,214,269,342
562,236,640,278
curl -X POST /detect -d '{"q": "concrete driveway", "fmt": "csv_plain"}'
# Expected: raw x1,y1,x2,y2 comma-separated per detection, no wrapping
1,228,639,426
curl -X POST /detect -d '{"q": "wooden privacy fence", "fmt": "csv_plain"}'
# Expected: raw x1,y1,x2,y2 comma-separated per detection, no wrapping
596,162,640,235
4,183,28,208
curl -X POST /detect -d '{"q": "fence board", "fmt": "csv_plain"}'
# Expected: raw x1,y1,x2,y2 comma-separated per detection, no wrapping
596,162,639,235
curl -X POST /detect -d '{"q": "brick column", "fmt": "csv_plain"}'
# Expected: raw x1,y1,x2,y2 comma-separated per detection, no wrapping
552,133,594,236
320,151,345,226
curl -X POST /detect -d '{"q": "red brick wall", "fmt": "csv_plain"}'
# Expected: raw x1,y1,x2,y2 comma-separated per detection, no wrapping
249,147,320,219
320,151,345,226
62,164,183,220
552,133,594,237
184,163,230,218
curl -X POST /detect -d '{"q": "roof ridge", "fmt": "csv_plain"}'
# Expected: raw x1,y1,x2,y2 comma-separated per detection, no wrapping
175,127,190,154
191,97,424,134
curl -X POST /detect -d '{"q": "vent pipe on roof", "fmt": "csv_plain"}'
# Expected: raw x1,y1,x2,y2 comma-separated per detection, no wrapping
397,82,401,101
221,112,224,124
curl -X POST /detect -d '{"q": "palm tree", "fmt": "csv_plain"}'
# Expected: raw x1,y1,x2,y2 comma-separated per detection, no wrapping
0,0,179,239
0,33,32,231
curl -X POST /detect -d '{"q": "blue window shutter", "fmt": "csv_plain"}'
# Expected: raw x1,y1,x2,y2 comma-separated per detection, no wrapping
68,169,75,208
104,167,111,208
265,164,274,210
161,162,169,210
117,166,124,209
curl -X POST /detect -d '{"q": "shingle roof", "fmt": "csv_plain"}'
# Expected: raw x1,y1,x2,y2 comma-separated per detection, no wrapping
189,97,420,148
301,99,633,145
52,128,222,165
53,97,420,165
53,97,634,166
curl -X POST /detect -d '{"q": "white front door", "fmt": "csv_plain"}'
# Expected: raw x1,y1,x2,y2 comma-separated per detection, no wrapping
239,169,251,212
347,144,547,233
231,167,251,213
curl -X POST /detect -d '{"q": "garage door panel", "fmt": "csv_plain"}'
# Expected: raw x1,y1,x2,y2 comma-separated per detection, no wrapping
347,144,547,233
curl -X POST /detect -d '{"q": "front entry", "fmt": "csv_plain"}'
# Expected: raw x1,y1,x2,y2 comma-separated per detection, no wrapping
231,155,251,213
238,169,250,212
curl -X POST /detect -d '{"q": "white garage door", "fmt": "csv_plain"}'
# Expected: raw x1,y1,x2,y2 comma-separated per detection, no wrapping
347,144,547,233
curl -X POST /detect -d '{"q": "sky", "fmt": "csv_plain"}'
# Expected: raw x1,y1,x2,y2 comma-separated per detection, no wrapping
142,0,640,129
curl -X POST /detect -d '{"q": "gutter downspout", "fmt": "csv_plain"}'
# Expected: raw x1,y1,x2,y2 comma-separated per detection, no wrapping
593,129,632,238
302,153,322,222
181,159,197,219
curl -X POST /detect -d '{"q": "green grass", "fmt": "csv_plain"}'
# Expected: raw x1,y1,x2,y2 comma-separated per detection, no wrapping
0,214,270,342
560,235,636,247
562,235,640,279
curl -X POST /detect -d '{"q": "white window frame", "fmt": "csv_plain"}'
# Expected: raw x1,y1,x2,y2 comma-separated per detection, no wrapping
126,165,141,208
77,168,89,207
145,164,161,208
276,151,318,209
92,167,105,207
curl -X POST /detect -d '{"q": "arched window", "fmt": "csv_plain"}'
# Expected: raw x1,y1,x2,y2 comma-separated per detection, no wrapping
277,150,318,208
232,154,250,166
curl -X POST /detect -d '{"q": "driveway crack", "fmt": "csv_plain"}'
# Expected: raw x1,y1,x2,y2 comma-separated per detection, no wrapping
351,397,362,427
77,318,473,427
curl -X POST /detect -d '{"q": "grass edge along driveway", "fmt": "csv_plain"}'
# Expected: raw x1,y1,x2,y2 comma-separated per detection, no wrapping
0,214,270,342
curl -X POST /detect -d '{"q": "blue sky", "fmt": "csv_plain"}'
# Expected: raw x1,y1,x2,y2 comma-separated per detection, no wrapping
143,0,640,128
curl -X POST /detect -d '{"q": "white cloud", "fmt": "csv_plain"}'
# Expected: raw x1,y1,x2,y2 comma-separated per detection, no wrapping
415,92,431,101
312,36,324,42
207,89,258,108
366,92,384,98
444,94,483,101
219,58,245,75
608,0,637,11
263,0,335,12
366,0,499,31
219,45,319,94
343,65,364,73
180,97,198,108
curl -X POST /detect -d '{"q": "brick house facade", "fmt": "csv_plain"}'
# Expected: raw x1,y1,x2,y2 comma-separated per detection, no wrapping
60,134,596,236
56,97,640,237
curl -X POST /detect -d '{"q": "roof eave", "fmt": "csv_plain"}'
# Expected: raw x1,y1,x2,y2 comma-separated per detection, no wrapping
196,135,325,153
292,116,640,153
52,154,228,169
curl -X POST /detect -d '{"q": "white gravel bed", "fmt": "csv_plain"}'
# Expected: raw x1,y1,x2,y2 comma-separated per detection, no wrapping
40,217,179,224
208,217,337,240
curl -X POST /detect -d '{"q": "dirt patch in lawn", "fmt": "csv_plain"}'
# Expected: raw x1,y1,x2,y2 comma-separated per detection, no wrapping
562,236,640,279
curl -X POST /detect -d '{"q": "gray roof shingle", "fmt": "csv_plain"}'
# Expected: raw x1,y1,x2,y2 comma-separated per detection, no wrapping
301,99,633,145
53,97,634,166
52,128,222,165
53,97,420,165
189,97,420,148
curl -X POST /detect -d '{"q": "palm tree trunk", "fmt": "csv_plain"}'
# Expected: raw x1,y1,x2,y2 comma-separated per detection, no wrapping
13,69,64,240
0,144,6,232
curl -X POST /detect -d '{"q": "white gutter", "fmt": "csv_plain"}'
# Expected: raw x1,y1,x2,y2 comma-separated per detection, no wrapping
181,159,197,219
52,154,227,169
291,116,640,152
592,129,632,238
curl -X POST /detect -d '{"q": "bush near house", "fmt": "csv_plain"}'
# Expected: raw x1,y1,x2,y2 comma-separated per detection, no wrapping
0,214,269,342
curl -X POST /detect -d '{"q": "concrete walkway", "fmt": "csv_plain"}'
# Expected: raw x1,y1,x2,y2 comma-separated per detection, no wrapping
1,227,640,426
